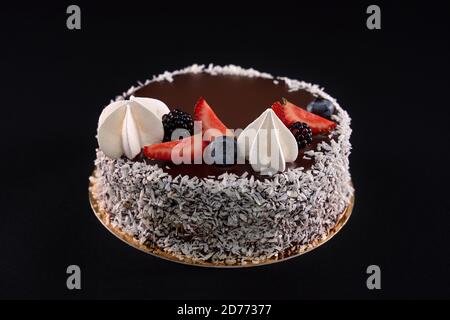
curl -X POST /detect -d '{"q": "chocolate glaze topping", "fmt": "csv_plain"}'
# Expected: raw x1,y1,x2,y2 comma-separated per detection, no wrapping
131,73,333,179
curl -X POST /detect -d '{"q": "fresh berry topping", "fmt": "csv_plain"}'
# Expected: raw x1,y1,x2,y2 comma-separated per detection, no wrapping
271,98,336,134
161,109,194,142
205,136,238,165
289,122,313,149
194,97,230,141
143,135,207,162
306,97,335,119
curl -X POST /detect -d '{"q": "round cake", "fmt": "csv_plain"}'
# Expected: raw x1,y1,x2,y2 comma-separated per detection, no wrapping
90,64,353,266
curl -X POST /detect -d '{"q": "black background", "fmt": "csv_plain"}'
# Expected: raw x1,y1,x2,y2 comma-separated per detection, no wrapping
1,1,449,299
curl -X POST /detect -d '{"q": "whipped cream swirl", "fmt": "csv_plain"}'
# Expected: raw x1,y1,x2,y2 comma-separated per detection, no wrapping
237,109,298,175
97,96,169,159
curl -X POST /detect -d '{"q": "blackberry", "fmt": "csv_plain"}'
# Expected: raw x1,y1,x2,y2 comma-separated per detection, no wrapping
162,109,194,142
289,122,312,149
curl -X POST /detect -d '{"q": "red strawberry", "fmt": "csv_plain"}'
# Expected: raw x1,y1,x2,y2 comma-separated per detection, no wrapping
194,97,231,141
272,98,336,134
143,135,208,162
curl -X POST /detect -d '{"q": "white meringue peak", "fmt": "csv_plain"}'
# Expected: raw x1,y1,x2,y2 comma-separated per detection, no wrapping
97,98,170,159
237,109,298,175
129,96,170,121
121,105,141,159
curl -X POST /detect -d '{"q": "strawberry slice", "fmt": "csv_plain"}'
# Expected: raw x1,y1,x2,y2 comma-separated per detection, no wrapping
272,98,336,134
143,135,208,162
194,97,231,141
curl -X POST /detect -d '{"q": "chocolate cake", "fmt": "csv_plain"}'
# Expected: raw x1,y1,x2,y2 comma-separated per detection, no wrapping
90,64,353,266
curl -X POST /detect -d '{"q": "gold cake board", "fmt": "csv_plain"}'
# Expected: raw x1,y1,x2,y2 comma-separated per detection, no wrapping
89,173,354,268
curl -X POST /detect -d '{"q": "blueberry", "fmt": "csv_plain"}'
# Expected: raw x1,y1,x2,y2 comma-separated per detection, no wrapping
306,98,334,119
208,136,237,165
